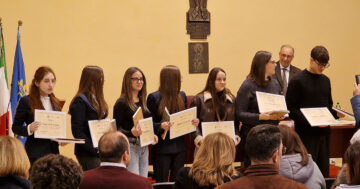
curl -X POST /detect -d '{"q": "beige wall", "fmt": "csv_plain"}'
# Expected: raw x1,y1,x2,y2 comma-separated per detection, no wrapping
1,0,360,160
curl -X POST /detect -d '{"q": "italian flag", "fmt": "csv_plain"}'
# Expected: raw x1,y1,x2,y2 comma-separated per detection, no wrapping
0,23,13,136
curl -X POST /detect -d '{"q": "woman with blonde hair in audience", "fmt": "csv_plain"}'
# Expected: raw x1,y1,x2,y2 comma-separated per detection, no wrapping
278,125,325,189
0,136,30,189
173,132,240,189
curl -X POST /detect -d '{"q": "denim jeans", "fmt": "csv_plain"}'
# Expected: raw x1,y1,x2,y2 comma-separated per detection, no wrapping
127,143,149,177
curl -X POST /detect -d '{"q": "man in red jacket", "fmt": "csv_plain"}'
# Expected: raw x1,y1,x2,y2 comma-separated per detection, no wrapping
79,131,153,189
217,124,307,189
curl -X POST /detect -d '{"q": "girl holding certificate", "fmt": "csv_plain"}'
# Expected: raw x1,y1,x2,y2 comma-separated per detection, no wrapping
147,65,199,182
12,66,63,165
113,67,158,177
235,51,284,168
190,67,240,148
69,66,108,171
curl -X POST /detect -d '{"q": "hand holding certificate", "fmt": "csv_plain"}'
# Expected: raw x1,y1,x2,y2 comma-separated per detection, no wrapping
169,107,197,139
301,107,355,127
201,121,236,141
88,119,116,148
256,91,289,117
138,117,155,147
34,110,66,139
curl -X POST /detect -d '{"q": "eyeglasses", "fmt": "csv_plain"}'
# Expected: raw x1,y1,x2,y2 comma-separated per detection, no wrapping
130,77,144,83
315,60,330,69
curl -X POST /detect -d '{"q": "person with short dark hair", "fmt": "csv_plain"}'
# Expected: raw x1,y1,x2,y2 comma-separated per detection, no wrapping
235,51,284,168
79,131,153,189
286,45,340,177
30,154,83,189
217,124,307,189
273,45,301,95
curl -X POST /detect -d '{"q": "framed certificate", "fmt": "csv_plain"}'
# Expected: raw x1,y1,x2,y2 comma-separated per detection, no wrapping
169,107,197,139
51,138,85,144
34,110,66,139
161,107,170,139
88,119,116,148
256,91,289,114
202,121,235,141
138,117,154,147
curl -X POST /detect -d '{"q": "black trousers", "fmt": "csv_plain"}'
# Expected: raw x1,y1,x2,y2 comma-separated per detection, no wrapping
76,156,100,171
300,134,330,177
154,151,186,182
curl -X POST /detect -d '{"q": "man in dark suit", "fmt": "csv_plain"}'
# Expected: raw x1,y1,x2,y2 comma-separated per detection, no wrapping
273,45,301,95
79,131,153,189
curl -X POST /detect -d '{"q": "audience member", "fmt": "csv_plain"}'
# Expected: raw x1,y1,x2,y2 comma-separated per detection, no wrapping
79,131,153,189
0,136,30,189
335,142,360,188
30,154,82,189
173,132,240,189
217,124,306,189
278,125,325,189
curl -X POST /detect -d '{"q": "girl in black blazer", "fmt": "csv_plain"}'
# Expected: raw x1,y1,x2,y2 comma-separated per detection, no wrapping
69,66,108,171
147,65,199,182
12,66,63,165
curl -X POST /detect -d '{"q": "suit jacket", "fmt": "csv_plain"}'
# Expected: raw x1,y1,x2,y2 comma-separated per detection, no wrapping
70,93,107,157
273,62,301,93
217,164,307,189
79,166,153,189
12,96,59,160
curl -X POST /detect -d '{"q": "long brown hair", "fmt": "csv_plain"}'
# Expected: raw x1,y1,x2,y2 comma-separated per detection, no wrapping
247,51,272,86
189,132,237,187
29,66,61,114
120,67,148,112
69,66,108,119
344,142,360,185
278,125,309,165
0,136,30,179
199,67,233,121
158,65,185,115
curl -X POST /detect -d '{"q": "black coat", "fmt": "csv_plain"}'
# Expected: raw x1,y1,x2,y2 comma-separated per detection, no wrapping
70,93,107,157
12,96,59,160
146,91,188,154
0,175,30,189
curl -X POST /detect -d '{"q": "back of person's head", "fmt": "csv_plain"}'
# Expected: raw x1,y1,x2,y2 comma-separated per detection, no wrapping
30,154,82,189
278,125,309,165
0,136,30,179
189,132,237,187
99,131,130,164
311,46,329,64
344,142,360,185
246,124,282,163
